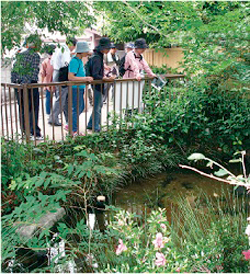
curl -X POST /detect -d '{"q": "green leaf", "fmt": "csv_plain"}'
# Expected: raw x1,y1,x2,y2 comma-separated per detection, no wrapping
214,169,229,177
187,153,206,161
229,158,241,163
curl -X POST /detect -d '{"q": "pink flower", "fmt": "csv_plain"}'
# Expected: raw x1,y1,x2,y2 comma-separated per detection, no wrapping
116,239,127,255
160,223,167,230
242,250,250,260
152,232,164,249
155,252,166,266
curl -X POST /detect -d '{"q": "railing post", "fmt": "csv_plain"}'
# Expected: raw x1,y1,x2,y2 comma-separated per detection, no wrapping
3,84,9,138
68,84,73,136
23,84,30,142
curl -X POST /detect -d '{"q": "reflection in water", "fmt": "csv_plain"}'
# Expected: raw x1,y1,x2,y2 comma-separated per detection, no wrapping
114,171,235,219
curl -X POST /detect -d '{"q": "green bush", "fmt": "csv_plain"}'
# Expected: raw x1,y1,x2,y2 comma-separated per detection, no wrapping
135,81,250,157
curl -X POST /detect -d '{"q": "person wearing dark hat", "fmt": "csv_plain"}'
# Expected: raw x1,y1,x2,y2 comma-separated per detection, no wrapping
67,42,93,136
123,38,156,80
87,37,115,132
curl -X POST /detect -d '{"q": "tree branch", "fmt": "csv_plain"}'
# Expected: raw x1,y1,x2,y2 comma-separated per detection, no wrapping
122,0,169,39
179,164,249,188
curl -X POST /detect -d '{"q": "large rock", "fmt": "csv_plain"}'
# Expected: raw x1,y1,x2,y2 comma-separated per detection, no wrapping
15,207,66,239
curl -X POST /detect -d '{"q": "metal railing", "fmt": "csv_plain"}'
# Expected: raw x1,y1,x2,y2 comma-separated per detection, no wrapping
1,74,185,145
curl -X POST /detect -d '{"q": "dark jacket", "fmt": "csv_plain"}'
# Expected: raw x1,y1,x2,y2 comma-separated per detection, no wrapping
91,49,104,92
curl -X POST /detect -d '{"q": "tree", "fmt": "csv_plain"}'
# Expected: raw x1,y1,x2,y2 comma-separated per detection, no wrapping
93,1,241,45
93,1,249,86
1,1,95,54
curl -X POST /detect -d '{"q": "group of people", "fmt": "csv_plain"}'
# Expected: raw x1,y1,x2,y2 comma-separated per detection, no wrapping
11,34,156,139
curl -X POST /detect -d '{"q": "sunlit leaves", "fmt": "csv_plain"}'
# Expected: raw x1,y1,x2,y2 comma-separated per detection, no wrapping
1,1,96,53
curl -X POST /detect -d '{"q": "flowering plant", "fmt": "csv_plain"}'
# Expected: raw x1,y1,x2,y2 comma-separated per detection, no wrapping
104,208,188,273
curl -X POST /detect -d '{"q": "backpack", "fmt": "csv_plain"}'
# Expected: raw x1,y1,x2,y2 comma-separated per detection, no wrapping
119,52,143,77
119,54,126,77
58,57,80,82
85,54,102,77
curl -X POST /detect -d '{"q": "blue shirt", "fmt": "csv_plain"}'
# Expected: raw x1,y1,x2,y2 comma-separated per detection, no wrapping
69,56,85,89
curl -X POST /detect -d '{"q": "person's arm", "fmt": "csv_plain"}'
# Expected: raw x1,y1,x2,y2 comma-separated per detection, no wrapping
40,60,46,83
141,58,156,78
68,72,93,82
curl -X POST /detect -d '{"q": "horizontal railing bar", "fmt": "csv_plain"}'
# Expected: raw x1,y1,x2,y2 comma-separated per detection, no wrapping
1,83,22,88
1,75,185,89
160,74,185,79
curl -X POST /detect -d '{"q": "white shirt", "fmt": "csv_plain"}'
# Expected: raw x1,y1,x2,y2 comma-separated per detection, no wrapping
51,44,71,70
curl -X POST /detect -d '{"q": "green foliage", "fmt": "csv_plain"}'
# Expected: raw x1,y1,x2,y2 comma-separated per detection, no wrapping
93,1,246,48
1,1,95,53
181,2,250,86
135,81,250,156
1,127,180,270
171,193,250,273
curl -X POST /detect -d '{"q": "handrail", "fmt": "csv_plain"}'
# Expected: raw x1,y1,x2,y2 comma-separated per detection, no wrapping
1,74,185,144
1,74,185,89
1,83,23,88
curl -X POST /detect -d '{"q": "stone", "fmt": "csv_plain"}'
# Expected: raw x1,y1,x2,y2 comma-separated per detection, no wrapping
15,207,66,239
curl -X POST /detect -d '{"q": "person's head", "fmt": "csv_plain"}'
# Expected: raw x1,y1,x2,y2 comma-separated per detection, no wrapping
97,37,111,54
26,34,42,52
110,43,117,54
134,38,149,54
125,42,134,53
66,37,77,51
74,41,91,58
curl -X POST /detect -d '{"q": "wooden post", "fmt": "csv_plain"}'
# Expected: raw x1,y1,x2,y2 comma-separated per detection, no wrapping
23,84,30,142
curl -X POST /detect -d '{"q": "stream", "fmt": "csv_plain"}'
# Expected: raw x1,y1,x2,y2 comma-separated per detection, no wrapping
114,169,249,220
7,169,249,273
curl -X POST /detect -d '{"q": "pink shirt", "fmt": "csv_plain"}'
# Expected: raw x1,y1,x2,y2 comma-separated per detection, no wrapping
123,50,155,79
40,57,54,91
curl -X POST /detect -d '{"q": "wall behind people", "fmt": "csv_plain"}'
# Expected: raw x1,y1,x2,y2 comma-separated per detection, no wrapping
143,47,184,72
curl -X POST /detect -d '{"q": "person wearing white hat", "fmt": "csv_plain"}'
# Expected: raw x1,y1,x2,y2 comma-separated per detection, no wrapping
67,41,93,136
49,37,77,126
